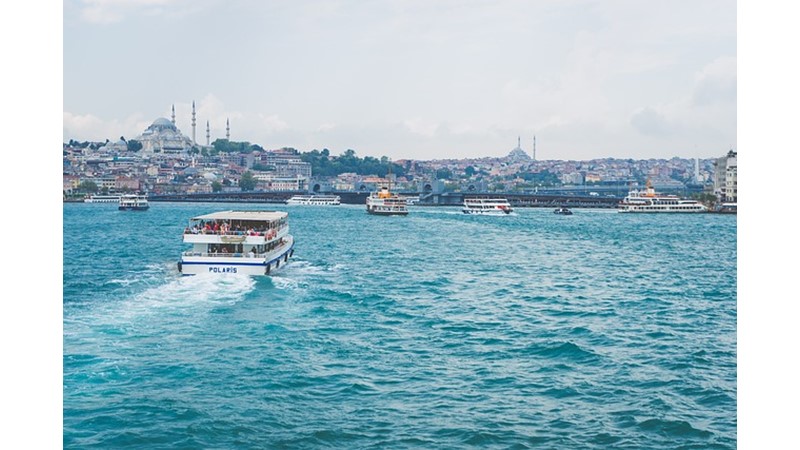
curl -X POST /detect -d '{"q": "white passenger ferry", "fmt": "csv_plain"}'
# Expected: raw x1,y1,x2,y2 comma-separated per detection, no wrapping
118,194,149,211
285,194,341,206
462,198,513,215
84,194,121,203
366,187,409,215
178,210,295,276
618,181,708,213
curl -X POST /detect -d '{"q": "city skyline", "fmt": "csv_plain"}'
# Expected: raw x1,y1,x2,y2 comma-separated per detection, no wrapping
63,0,736,161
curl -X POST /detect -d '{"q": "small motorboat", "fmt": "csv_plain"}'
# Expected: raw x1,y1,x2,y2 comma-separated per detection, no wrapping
553,207,573,215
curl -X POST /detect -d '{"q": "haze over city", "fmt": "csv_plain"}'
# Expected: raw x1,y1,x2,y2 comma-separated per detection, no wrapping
63,0,736,161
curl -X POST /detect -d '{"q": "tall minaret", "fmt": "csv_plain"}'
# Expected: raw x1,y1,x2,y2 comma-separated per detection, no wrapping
171,104,176,126
226,118,230,140
191,101,197,145
206,120,210,146
533,135,536,160
695,157,700,183
517,136,521,148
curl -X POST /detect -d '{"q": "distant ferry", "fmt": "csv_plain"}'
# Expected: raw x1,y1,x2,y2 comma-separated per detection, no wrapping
462,198,513,215
118,194,149,211
711,202,737,214
178,210,295,276
366,187,409,215
84,194,121,203
618,181,708,213
399,195,420,205
285,194,341,206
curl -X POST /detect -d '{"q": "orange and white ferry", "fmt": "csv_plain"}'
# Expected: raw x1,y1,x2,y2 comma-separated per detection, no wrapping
618,181,707,213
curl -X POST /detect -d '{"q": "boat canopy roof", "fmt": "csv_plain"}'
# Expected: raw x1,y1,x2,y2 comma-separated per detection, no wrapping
190,210,287,222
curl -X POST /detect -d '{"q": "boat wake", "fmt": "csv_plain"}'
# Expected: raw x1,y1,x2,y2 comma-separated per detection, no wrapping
119,273,256,317
268,260,343,290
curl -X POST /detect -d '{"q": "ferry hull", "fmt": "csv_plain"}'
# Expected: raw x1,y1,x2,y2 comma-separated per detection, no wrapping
179,240,295,276
367,209,409,216
462,209,512,215
119,206,149,211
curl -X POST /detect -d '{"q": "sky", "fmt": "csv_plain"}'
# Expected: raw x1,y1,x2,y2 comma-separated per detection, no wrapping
62,0,737,161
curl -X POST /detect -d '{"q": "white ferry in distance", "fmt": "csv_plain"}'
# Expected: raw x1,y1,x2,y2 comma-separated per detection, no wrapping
118,194,149,211
618,181,708,213
462,198,513,215
366,186,409,215
178,210,295,276
84,194,121,203
285,194,341,206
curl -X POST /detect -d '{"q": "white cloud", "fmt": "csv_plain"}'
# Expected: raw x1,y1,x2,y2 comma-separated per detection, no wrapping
403,118,440,137
693,56,737,106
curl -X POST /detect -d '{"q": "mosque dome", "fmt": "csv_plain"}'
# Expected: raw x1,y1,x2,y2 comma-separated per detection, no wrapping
135,113,193,154
147,117,178,132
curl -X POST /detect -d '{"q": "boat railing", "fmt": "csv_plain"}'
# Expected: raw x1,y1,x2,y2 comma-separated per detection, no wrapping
183,239,290,258
182,252,264,258
184,224,288,237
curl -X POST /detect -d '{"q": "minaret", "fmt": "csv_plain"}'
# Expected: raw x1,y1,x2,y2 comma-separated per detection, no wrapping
191,101,197,146
695,157,700,183
226,118,230,140
206,120,210,146
171,104,176,126
533,135,536,161
517,136,521,149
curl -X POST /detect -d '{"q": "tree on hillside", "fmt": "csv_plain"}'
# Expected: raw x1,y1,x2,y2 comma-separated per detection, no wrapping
127,139,143,152
77,180,98,193
239,171,257,191
465,166,476,177
211,181,222,193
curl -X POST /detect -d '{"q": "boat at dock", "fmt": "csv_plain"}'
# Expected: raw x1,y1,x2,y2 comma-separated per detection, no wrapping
84,194,121,203
285,194,341,206
618,181,708,213
366,187,409,215
462,198,513,215
178,210,295,276
711,202,737,214
118,194,149,211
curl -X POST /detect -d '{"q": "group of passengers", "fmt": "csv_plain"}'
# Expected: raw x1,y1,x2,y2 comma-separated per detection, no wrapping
184,220,278,237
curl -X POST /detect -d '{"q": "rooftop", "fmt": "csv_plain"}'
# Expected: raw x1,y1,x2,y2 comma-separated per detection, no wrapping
190,210,288,222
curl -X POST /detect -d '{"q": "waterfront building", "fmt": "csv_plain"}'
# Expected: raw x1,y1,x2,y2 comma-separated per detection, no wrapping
713,150,737,202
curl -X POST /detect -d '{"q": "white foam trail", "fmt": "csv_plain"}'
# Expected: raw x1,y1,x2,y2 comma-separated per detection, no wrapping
110,273,257,320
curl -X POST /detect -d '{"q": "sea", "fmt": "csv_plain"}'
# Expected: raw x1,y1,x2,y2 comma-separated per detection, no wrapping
63,202,737,449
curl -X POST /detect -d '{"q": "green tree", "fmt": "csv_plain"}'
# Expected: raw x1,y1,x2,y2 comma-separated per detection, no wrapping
239,171,257,191
465,166,476,177
126,139,143,152
77,180,98,193
436,168,453,180
211,181,223,193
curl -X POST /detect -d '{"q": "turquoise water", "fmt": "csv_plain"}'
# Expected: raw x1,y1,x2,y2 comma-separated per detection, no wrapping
63,202,737,449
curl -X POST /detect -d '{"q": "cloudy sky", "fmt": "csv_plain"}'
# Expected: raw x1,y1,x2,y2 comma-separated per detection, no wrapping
63,0,736,160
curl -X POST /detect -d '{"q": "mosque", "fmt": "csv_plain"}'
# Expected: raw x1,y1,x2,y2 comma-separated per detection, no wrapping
135,102,230,154
506,136,536,162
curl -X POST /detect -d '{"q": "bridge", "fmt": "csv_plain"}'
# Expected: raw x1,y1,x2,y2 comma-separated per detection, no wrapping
149,190,621,208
